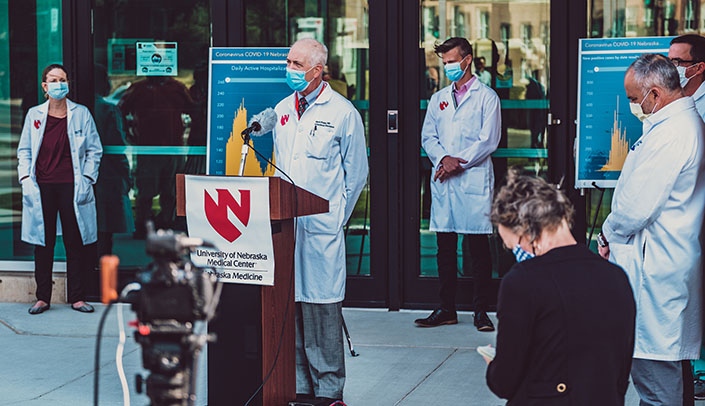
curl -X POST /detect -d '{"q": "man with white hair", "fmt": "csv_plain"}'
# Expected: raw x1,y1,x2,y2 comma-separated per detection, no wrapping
272,38,368,405
598,53,705,406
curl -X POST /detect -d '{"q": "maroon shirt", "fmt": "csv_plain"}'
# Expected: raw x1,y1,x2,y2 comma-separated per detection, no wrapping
36,115,73,183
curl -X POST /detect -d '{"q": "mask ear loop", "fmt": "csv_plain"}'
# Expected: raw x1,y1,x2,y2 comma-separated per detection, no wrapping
648,90,659,115
639,89,658,115
687,62,704,80
530,238,539,256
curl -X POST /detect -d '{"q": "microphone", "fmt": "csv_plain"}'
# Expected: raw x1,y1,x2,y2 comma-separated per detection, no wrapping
241,107,277,139
239,107,277,176
241,121,261,137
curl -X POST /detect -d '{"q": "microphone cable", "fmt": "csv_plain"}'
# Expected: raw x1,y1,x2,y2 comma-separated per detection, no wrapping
115,303,130,406
93,301,114,406
93,281,143,406
242,138,299,406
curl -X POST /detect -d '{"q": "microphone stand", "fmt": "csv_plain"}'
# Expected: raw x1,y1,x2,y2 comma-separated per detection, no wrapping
238,131,251,176
239,118,265,176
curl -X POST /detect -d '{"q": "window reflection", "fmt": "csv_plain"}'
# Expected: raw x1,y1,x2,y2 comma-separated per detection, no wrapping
588,0,705,250
243,1,372,276
420,0,550,279
421,0,550,157
590,0,702,38
92,0,210,267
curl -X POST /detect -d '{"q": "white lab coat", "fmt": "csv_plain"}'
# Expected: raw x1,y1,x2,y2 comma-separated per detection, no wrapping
603,97,705,361
17,99,103,246
421,79,501,233
693,80,705,120
273,84,368,303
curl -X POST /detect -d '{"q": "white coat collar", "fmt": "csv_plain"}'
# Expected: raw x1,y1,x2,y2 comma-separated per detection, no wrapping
692,80,705,105
440,79,482,108
289,82,332,109
35,98,78,115
642,96,694,134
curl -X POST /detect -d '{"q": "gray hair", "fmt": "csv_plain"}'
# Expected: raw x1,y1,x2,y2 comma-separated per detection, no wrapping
628,53,681,95
291,38,328,68
490,168,574,241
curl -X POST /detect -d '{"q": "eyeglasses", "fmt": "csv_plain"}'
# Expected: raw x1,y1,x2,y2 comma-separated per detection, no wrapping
670,58,697,67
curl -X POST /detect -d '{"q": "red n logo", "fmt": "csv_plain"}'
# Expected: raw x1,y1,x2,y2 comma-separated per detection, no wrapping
204,189,251,242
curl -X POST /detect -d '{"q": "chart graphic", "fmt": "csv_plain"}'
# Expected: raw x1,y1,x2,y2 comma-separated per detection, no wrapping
207,47,291,176
575,37,672,188
599,97,630,172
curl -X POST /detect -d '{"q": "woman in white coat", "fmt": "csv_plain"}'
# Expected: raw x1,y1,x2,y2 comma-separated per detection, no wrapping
17,64,102,315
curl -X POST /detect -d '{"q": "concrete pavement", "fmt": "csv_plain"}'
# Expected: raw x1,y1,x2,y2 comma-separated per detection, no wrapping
0,303,675,405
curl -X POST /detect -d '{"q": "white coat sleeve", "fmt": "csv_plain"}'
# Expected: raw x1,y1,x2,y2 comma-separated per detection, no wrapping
602,133,688,244
17,111,34,182
458,92,501,169
340,108,368,224
82,112,103,183
420,95,447,167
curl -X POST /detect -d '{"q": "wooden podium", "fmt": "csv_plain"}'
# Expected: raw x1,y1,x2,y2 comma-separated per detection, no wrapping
176,174,328,406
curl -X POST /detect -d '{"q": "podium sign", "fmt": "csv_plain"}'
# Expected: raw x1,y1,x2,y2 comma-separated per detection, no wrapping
176,174,328,405
185,175,275,285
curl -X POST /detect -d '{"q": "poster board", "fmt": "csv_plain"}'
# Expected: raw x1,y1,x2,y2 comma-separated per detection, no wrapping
206,47,291,176
575,36,673,188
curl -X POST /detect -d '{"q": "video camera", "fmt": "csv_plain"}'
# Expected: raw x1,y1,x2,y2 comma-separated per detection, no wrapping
122,223,221,406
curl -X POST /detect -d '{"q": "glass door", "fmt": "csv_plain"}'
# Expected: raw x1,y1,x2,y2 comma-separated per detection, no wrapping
222,0,381,306
404,0,551,310
91,0,211,268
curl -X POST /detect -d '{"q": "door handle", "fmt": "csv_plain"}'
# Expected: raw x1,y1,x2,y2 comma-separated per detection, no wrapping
387,110,398,133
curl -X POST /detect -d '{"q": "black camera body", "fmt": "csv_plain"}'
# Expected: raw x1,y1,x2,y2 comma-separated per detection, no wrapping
125,226,219,406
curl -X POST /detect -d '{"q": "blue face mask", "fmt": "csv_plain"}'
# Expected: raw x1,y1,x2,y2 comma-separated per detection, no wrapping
444,58,467,82
46,81,69,100
286,67,313,92
512,244,535,263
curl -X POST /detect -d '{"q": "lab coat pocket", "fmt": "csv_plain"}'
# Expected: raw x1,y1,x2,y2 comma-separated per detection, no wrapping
305,127,334,160
460,167,487,195
21,180,40,208
76,176,95,205
73,134,86,151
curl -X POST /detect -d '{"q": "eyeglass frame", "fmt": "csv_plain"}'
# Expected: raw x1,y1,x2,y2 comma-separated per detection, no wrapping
670,57,700,67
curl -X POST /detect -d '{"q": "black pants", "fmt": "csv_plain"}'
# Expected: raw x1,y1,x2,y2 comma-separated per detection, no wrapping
35,183,93,304
437,232,492,313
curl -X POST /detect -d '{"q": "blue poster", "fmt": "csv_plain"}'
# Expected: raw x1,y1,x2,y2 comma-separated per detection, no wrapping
575,37,673,188
207,47,291,176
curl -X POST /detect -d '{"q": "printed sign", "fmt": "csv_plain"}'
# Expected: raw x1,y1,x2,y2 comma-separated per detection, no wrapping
207,47,291,176
136,42,178,76
185,175,275,285
575,36,673,188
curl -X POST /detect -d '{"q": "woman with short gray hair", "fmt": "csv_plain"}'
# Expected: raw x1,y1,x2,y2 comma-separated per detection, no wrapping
483,170,636,405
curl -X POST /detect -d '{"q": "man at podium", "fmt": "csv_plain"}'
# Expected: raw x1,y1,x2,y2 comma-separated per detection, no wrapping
272,38,368,405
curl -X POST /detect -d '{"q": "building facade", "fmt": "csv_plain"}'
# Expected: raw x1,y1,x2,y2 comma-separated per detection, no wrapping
0,0,696,309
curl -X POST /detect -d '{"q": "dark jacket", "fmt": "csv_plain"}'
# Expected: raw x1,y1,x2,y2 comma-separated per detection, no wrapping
486,244,635,405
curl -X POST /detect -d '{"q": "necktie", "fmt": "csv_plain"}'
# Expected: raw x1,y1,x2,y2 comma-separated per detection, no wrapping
298,96,308,118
